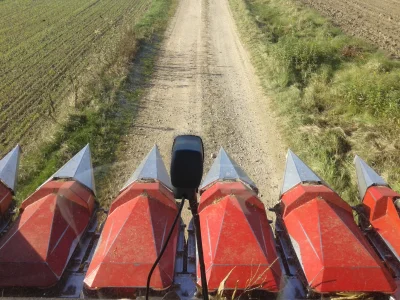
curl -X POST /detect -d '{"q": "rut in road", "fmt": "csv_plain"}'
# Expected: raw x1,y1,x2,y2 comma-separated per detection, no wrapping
112,0,286,218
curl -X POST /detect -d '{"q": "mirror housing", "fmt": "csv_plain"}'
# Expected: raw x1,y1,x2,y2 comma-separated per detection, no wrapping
170,135,204,199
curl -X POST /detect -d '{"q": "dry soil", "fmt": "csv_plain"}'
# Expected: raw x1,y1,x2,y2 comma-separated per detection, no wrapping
300,0,400,57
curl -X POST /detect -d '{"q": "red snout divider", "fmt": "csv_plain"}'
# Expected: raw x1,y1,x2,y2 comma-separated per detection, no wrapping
0,180,95,287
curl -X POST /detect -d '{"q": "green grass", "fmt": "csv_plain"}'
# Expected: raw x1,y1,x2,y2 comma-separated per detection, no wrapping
229,0,400,204
15,0,177,203
0,0,154,150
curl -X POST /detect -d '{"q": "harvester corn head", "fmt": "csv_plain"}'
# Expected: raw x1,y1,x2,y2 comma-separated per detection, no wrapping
273,151,396,297
0,136,399,299
0,144,97,295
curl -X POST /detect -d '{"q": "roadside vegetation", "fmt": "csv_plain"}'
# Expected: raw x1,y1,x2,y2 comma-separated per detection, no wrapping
229,0,400,203
13,0,177,203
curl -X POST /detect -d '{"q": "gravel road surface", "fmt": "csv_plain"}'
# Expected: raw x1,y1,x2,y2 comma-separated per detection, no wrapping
112,0,286,219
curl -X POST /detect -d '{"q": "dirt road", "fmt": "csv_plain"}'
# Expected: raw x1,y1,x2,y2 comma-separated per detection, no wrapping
300,0,400,57
112,0,285,217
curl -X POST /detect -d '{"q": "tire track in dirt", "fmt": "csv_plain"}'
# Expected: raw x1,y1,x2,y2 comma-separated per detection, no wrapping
111,0,286,219
300,0,400,57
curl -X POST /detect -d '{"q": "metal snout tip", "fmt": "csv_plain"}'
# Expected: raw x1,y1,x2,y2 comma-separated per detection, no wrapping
40,144,96,195
0,144,21,192
200,147,258,193
120,145,172,192
280,149,325,196
354,155,388,200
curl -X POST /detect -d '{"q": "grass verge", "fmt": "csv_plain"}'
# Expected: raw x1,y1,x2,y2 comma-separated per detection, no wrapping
229,0,400,204
16,0,177,204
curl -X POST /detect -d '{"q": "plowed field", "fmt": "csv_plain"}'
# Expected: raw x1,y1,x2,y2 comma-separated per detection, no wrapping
300,0,400,57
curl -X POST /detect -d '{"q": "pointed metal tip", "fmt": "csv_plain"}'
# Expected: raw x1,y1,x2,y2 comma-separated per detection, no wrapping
41,145,96,195
354,155,388,200
120,145,172,192
0,145,21,192
281,149,324,195
200,147,257,192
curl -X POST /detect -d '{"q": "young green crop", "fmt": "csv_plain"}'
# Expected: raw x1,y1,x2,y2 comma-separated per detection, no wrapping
12,0,177,205
0,0,151,152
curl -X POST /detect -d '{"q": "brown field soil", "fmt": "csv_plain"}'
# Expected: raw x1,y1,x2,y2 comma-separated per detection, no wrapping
299,0,400,57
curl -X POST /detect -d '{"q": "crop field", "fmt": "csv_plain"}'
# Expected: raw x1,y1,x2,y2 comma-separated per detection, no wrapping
299,0,400,57
0,0,152,153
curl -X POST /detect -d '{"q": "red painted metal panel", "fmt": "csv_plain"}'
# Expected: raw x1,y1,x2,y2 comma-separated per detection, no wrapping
281,184,396,293
84,182,178,290
0,182,12,215
0,180,94,287
198,182,281,292
363,186,400,260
